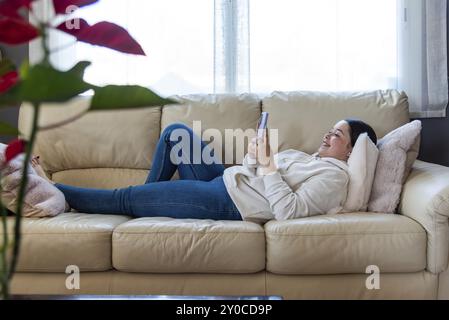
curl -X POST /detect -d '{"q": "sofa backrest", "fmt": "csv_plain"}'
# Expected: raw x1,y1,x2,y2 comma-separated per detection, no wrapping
19,98,161,188
161,94,261,168
263,90,410,155
18,90,410,189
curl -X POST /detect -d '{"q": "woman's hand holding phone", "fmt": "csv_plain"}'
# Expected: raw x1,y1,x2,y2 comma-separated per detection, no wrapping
247,130,277,175
247,136,258,160
246,112,277,175
257,130,277,175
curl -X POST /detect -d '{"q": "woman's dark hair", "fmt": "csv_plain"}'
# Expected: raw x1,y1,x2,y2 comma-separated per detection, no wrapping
344,119,377,147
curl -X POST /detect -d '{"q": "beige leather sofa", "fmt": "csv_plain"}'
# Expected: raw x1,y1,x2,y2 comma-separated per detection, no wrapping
6,90,449,299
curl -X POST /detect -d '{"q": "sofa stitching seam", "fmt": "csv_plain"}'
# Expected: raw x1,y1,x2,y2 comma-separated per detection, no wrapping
18,268,112,272
52,167,151,174
9,231,424,236
113,231,265,235
265,231,426,236
6,232,114,235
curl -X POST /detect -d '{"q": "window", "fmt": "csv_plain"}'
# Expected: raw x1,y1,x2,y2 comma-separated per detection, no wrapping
249,0,397,92
33,0,447,117
46,0,215,96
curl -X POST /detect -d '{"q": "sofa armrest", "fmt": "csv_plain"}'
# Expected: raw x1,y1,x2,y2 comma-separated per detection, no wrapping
399,160,449,274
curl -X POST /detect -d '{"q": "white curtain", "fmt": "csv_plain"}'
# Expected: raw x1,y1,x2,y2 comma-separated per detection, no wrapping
398,0,448,118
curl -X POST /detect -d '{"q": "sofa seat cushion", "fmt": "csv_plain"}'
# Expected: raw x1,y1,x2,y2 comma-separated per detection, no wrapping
5,213,130,272
112,217,266,273
265,213,427,275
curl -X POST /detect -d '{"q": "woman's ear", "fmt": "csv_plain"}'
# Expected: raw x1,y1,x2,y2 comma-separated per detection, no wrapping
347,145,353,157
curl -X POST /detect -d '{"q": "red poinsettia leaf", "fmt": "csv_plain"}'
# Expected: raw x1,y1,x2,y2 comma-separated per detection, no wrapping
18,0,34,8
0,0,34,19
52,0,98,14
0,17,39,45
57,20,146,55
5,138,27,164
56,18,90,37
0,71,19,93
0,3,21,18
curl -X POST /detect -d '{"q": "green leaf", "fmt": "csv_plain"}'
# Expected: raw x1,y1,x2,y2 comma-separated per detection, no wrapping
90,85,176,110
0,122,20,136
69,61,91,78
0,59,16,77
0,62,93,106
19,62,93,103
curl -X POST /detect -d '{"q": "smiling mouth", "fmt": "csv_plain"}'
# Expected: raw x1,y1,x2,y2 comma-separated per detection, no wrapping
321,141,330,147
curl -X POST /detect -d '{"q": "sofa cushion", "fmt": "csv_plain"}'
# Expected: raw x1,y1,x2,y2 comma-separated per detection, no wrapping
265,213,426,275
51,168,148,189
112,217,265,273
19,98,161,187
161,94,261,167
262,90,409,155
2,213,130,272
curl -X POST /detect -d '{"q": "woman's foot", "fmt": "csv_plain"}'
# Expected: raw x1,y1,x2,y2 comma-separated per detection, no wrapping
30,155,55,185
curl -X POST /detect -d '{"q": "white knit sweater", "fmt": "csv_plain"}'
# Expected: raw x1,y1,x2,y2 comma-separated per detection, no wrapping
222,149,349,223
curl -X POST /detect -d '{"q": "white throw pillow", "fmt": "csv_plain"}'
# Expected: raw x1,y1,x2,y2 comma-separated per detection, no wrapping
342,133,379,212
0,143,66,218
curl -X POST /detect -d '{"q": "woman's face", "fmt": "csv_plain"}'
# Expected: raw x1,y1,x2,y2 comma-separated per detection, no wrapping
318,120,353,161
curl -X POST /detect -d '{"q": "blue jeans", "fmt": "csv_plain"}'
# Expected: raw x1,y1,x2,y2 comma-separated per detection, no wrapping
55,123,242,220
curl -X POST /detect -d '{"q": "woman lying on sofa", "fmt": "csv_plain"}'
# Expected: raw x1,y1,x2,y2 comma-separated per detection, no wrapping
31,119,377,222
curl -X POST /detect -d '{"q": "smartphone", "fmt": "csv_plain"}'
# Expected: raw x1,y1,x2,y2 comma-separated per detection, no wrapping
257,112,269,139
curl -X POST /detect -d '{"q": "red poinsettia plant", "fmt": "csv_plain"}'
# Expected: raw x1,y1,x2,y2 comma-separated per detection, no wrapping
0,0,174,299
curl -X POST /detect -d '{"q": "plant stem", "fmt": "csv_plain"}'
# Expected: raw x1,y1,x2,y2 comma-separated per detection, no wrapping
7,103,41,286
40,24,51,66
0,172,9,300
